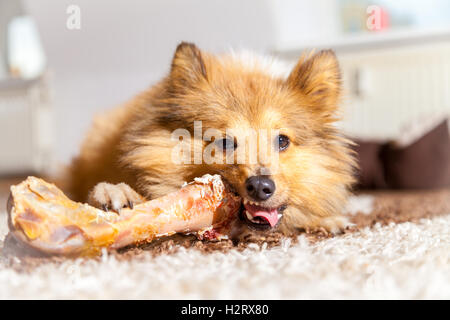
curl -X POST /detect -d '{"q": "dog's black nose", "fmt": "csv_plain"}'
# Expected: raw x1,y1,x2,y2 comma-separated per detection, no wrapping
245,176,276,201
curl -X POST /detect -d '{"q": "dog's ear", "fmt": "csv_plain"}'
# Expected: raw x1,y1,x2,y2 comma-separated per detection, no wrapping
169,42,208,90
287,50,341,113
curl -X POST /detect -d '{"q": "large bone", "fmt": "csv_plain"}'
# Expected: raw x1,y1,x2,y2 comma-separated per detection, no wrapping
6,174,241,257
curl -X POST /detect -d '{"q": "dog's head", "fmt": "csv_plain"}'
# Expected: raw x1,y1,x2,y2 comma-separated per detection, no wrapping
133,43,355,233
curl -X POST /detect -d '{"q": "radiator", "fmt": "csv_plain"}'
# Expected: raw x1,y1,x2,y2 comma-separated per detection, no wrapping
280,41,450,140
338,42,450,139
0,75,53,175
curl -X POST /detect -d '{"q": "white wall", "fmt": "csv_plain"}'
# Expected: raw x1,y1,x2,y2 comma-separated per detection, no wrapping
268,0,341,50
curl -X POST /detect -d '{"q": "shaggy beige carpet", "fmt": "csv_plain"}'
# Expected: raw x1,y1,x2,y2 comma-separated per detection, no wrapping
0,191,449,299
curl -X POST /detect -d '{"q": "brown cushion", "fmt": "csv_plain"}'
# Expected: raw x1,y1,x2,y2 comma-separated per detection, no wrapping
352,139,387,189
380,119,450,189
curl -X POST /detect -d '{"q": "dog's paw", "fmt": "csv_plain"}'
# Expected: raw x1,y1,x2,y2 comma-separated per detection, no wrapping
318,215,354,235
88,182,145,212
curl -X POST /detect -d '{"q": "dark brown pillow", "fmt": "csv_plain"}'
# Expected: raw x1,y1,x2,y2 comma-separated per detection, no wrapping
352,139,387,189
380,119,450,189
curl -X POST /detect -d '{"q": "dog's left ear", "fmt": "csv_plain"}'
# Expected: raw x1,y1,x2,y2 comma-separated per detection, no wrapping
169,42,208,90
287,50,341,113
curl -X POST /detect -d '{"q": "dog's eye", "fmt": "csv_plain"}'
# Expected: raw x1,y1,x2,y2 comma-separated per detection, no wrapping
277,135,290,151
216,137,237,151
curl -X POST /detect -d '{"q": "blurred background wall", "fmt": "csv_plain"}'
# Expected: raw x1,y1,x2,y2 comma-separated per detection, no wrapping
23,0,278,164
6,0,344,165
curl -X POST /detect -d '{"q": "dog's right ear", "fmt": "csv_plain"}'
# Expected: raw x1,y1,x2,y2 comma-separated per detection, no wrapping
287,50,341,115
169,42,208,90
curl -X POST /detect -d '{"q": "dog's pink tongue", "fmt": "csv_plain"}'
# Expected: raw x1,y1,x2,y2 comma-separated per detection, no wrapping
244,203,279,227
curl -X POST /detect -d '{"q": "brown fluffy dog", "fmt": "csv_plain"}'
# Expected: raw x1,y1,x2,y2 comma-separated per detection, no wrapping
66,42,356,235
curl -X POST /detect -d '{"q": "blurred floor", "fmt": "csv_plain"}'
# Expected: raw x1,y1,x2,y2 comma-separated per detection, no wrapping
1,191,449,299
0,177,26,211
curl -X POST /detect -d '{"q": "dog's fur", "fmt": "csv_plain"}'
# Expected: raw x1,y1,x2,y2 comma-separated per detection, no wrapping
66,43,356,235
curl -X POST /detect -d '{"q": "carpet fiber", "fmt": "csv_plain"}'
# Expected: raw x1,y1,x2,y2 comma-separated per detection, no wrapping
0,190,449,299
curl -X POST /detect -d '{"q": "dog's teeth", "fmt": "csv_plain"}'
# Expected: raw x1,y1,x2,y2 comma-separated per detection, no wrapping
245,211,263,224
278,214,282,219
